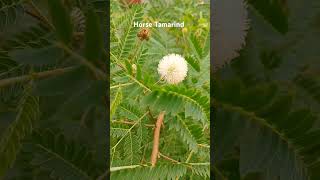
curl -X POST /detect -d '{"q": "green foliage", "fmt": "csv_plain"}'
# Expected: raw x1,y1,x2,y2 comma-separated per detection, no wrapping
169,116,205,153
25,130,101,180
84,9,103,62
115,5,144,60
214,80,320,179
9,45,64,66
143,86,209,123
0,0,25,30
0,87,39,179
110,88,122,119
111,164,187,179
1,24,52,50
215,0,320,179
48,0,73,44
111,0,210,179
0,0,107,179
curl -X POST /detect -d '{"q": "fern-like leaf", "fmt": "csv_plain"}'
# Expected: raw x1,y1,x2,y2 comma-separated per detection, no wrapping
111,164,187,180
0,87,39,178
1,24,52,51
110,88,122,120
116,5,144,60
214,79,320,179
26,130,101,180
169,116,204,153
143,86,210,123
0,0,26,30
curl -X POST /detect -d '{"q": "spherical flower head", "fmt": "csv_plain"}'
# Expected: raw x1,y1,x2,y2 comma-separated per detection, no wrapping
157,54,188,84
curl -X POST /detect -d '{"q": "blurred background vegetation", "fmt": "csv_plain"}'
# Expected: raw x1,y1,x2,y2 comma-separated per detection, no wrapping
214,0,320,179
0,0,108,179
1,0,320,180
110,0,210,179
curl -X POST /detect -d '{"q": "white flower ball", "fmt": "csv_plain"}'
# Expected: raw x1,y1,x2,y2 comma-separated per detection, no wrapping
157,54,188,84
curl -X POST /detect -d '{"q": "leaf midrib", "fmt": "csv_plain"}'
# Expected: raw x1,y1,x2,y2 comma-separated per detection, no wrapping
118,7,141,59
215,100,309,175
166,89,209,120
35,143,92,180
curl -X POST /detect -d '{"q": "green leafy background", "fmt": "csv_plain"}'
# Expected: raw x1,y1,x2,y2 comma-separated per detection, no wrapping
110,0,210,179
1,0,320,180
0,0,108,179
214,0,320,180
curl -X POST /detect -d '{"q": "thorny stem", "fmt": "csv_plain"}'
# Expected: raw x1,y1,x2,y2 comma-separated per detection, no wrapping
151,111,165,167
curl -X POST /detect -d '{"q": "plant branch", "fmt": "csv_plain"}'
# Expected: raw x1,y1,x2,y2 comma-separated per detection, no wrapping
111,112,148,150
0,66,76,88
110,82,134,89
213,165,228,180
159,152,181,164
111,120,154,127
56,43,106,80
159,152,210,167
26,0,54,29
185,151,193,163
150,111,165,167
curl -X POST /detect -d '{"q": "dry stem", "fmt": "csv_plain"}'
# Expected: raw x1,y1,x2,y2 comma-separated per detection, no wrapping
0,66,75,88
150,111,165,167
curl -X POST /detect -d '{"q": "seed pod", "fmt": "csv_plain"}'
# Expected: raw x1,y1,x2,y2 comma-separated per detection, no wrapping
71,7,86,33
137,28,150,41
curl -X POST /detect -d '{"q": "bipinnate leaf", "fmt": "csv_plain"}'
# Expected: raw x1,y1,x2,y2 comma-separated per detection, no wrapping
214,79,320,179
0,89,39,179
185,56,200,72
0,0,25,30
110,88,122,120
26,130,101,180
143,86,209,123
9,46,64,66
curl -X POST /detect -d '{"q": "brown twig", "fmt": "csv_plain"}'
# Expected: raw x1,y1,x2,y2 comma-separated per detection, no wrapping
159,152,180,164
150,111,165,167
0,66,75,88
